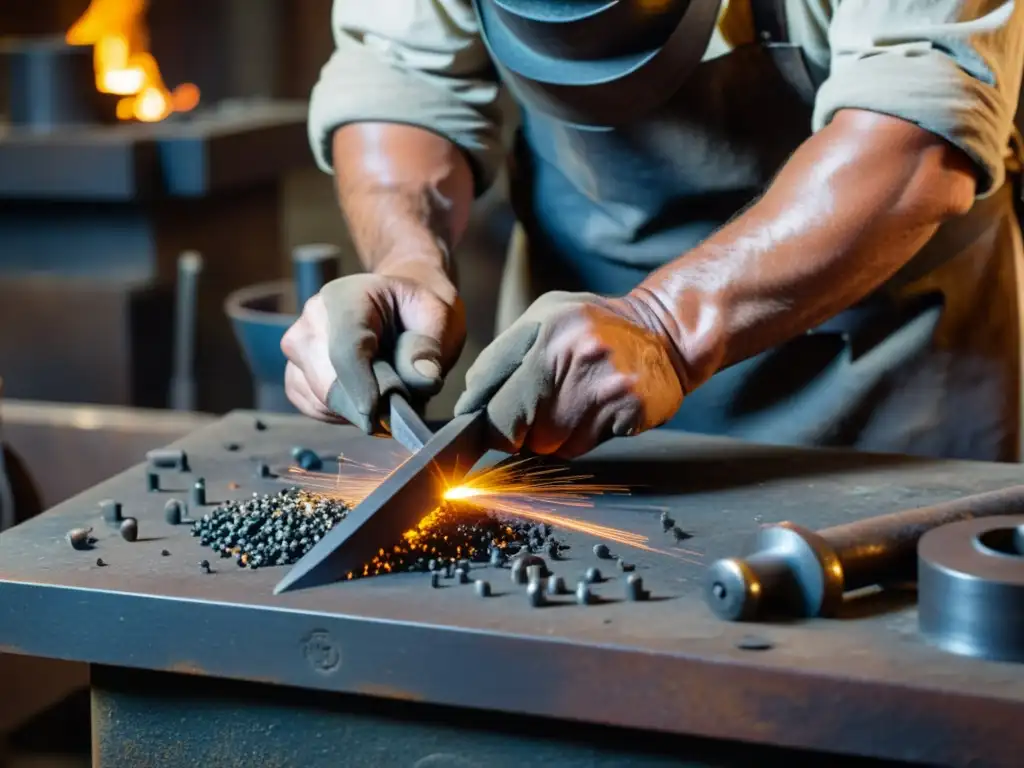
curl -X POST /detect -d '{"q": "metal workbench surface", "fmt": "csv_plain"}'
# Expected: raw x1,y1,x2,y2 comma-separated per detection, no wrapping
1,411,1023,766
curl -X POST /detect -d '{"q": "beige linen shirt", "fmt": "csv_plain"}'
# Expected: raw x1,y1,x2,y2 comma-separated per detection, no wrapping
308,0,1024,197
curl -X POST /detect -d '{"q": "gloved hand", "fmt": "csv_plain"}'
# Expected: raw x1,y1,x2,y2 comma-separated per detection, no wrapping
454,291,685,458
281,270,465,432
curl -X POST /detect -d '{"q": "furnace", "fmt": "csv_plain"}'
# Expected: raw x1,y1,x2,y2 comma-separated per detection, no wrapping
0,0,311,412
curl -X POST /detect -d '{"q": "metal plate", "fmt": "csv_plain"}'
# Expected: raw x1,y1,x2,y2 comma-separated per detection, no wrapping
2,411,1024,766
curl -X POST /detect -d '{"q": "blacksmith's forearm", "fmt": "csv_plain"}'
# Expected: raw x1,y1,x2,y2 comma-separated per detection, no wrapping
628,109,978,392
331,123,475,286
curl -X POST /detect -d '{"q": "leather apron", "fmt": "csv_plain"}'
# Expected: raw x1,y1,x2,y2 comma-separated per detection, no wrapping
478,0,1024,462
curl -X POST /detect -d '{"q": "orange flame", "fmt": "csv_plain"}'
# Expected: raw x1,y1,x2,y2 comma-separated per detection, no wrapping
66,0,199,122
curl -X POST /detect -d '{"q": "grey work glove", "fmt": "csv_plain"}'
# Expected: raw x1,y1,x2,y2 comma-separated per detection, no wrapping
454,291,685,459
281,273,465,432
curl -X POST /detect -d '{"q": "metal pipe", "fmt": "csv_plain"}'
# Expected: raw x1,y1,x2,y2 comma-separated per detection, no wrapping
705,485,1024,621
170,251,203,412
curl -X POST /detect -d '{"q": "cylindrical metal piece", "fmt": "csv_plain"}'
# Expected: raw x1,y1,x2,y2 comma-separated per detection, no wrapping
706,485,1024,622
190,478,207,507
170,251,204,412
146,449,189,472
292,244,341,309
3,38,112,130
919,515,1024,663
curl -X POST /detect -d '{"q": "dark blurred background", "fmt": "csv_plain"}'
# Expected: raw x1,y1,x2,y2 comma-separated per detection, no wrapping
0,2,510,764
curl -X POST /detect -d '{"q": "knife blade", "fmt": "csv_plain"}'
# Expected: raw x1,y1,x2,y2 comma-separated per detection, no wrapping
274,393,489,594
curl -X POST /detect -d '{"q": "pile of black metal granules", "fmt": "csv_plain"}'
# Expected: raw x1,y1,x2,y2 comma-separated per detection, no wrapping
191,487,349,569
191,487,567,577
364,503,568,578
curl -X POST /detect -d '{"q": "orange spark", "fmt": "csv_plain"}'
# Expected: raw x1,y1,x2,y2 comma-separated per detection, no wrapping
288,455,693,560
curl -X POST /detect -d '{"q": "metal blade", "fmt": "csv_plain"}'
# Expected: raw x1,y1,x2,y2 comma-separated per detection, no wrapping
383,394,433,454
274,410,489,594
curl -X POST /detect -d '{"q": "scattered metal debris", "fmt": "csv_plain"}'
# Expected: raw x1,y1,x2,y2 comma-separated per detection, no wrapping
617,558,635,572
100,499,122,525
119,518,138,542
584,567,603,584
527,580,546,607
191,478,207,507
430,571,441,588
146,448,189,472
146,472,160,493
736,635,773,651
547,575,567,596
626,574,649,602
66,527,93,550
575,582,596,605
474,579,492,597
164,499,184,526
593,543,612,559
95,558,106,567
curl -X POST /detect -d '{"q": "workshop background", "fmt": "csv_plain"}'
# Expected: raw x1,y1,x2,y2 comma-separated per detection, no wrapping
0,1,510,765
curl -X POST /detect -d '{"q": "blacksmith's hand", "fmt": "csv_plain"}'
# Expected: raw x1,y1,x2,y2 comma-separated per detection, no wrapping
281,270,465,432
454,291,684,458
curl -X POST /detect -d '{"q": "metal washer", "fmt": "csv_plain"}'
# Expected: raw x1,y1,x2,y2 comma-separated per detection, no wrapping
918,515,1024,663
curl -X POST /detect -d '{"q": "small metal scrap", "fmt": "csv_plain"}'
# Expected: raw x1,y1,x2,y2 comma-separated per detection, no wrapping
444,562,454,579
146,471,160,493
255,462,272,479
224,442,241,452
671,526,691,543
474,579,492,597
510,558,528,584
660,511,674,532
593,543,612,559
199,559,212,574
546,575,567,596
95,558,106,567
575,582,596,605
584,567,603,584
161,549,171,557
254,418,267,431
292,447,322,471
66,527,93,551
164,499,184,526
146,448,189,472
430,572,441,588
617,559,635,572
428,558,439,572
736,635,774,651
526,564,544,585
455,568,470,584
626,574,649,602
119,518,138,542
190,478,207,507
511,554,548,584
100,499,122,524
545,540,560,559
489,547,505,567
527,581,547,607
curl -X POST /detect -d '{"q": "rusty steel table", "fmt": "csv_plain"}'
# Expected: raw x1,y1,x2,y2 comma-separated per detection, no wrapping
1,411,1023,767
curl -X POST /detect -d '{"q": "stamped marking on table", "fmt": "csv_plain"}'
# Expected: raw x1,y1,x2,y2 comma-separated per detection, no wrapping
301,629,341,674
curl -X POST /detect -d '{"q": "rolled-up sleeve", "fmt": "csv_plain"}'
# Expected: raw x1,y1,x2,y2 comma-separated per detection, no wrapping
308,0,508,194
812,1,1024,197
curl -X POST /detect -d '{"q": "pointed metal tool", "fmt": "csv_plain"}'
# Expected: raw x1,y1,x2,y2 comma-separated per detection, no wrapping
275,363,489,594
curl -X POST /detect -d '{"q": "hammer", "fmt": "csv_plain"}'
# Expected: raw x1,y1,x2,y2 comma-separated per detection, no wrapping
705,484,1024,621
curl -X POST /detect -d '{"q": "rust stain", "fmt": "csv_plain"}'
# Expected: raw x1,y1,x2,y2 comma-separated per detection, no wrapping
353,682,424,702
